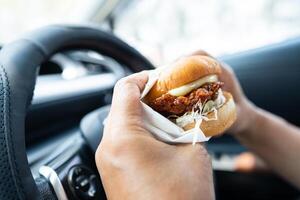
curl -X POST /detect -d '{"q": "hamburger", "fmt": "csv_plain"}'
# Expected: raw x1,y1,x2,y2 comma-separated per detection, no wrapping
143,55,236,137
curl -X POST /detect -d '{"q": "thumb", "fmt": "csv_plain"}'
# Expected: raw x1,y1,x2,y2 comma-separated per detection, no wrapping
109,71,148,123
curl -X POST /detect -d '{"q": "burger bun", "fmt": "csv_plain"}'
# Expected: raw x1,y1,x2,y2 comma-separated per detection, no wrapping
183,92,236,136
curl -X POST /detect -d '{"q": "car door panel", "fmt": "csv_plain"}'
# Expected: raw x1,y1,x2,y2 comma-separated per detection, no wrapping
210,38,300,199
221,38,300,125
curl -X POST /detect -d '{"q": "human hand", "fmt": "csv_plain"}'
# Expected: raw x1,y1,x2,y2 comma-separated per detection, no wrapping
191,50,258,136
95,72,215,200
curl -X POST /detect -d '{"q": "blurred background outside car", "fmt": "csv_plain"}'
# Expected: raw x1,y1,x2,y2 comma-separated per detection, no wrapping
1,0,300,65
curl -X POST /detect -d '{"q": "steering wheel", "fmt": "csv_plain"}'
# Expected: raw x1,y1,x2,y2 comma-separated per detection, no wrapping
0,25,154,200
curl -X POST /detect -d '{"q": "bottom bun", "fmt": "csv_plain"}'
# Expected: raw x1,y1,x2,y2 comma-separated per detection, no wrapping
183,92,237,136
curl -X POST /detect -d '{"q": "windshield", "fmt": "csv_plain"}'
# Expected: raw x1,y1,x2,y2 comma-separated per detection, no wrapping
114,0,300,65
0,0,104,43
2,0,300,66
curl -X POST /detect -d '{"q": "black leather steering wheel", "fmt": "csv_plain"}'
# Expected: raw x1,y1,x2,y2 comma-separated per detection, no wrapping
0,25,153,200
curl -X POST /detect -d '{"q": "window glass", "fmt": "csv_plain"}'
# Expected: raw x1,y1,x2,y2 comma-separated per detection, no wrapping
115,0,300,65
0,0,100,43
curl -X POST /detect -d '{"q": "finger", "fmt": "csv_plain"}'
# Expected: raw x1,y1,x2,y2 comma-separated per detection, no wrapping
116,71,149,93
218,62,245,103
113,71,148,105
109,71,148,121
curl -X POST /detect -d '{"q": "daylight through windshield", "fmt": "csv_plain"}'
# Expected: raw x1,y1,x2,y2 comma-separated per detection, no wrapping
114,0,300,64
0,0,102,43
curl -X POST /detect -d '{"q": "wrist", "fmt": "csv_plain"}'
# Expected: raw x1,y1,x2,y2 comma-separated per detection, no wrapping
232,99,260,137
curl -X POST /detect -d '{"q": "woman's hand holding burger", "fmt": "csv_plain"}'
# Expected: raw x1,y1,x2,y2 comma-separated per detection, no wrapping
193,50,300,189
96,72,215,200
95,50,258,199
190,50,258,137
96,49,300,199
95,50,245,200
143,54,237,137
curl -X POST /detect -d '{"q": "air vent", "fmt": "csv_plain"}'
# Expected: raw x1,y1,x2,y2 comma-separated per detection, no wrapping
79,60,110,74
66,50,125,79
32,50,125,107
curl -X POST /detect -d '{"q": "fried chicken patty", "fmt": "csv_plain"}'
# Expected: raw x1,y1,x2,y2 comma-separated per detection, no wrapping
150,82,224,116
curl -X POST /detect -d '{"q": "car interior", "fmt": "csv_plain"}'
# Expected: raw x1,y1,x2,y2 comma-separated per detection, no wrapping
0,0,300,199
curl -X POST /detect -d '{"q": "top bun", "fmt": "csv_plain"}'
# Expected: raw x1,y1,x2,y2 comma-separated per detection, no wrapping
144,55,222,103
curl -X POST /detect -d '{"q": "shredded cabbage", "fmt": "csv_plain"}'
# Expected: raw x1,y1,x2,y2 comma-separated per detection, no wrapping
174,89,226,144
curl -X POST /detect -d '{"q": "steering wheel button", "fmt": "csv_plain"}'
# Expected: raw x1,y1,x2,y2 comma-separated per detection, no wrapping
68,165,101,199
74,167,82,175
74,175,89,192
80,178,89,187
88,187,96,197
80,180,90,192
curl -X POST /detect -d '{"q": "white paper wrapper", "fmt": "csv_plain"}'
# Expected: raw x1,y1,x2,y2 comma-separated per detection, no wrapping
141,69,211,144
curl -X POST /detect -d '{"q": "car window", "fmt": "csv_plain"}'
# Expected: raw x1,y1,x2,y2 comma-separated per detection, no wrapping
114,0,300,65
0,0,102,43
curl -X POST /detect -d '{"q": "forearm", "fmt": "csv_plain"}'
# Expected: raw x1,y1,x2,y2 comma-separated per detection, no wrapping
235,106,300,188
